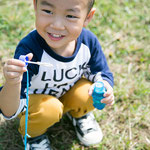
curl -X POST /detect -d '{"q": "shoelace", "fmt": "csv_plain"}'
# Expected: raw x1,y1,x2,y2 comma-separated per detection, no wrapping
31,139,50,150
77,114,96,133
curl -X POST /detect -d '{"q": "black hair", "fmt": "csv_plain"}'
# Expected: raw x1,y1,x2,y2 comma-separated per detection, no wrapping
88,0,95,13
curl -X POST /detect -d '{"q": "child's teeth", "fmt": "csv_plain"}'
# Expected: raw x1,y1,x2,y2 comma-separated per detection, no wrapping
52,34,61,38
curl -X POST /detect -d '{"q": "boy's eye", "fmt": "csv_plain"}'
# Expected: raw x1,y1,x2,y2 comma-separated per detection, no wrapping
66,15,78,19
42,9,53,14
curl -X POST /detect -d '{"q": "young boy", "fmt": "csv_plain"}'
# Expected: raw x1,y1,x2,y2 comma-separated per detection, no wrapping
0,0,114,149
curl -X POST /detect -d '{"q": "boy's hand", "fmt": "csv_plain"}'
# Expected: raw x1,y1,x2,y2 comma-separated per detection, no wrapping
88,80,114,106
101,80,114,106
3,53,33,85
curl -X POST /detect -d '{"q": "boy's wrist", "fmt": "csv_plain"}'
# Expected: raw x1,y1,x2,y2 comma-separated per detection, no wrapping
4,80,21,87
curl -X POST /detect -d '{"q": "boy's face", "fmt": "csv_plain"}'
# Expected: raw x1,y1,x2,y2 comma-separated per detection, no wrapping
33,0,93,52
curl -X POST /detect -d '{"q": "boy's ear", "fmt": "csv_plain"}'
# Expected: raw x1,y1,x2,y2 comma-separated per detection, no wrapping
84,8,96,27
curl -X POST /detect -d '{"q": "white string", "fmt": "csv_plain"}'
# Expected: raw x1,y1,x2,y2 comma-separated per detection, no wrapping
26,61,53,67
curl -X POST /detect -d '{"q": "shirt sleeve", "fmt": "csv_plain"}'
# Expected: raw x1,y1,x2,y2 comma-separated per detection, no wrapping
83,33,114,87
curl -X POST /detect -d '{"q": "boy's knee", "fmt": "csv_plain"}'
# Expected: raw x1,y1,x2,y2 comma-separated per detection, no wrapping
19,96,64,137
37,97,64,123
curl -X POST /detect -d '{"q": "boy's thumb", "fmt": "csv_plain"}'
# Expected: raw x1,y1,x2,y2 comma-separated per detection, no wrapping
26,53,33,61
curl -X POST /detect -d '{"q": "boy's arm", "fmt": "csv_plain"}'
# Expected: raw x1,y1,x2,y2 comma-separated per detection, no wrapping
0,82,21,117
0,53,33,118
83,31,114,105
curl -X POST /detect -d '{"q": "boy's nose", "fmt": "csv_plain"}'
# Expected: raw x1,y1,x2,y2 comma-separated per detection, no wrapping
50,17,65,30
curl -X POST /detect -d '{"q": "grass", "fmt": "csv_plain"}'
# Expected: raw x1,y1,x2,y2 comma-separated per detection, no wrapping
0,0,150,149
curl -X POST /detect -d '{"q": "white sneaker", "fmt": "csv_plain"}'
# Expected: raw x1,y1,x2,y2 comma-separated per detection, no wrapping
67,112,103,146
23,134,52,150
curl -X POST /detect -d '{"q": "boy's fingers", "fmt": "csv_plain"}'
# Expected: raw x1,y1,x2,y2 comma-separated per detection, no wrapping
107,101,115,106
7,59,25,67
6,65,27,72
104,87,113,97
101,96,111,103
88,84,95,96
26,53,33,61
101,94,114,104
107,97,115,106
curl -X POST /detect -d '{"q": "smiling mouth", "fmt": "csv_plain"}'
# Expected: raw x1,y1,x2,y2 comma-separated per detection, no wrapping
47,32,65,41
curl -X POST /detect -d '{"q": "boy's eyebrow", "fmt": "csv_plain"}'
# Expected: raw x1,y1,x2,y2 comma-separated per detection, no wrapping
40,0,54,8
66,8,80,13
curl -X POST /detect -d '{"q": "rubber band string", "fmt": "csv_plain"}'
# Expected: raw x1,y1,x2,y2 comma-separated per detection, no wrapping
24,69,29,150
19,55,30,150
19,55,53,150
